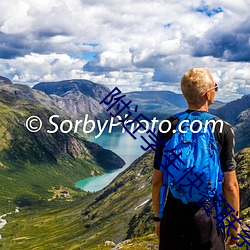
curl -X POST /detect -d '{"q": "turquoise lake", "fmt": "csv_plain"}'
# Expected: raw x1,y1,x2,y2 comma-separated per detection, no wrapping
75,131,145,192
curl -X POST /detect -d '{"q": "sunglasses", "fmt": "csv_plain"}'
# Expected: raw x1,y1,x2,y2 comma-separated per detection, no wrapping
203,83,218,95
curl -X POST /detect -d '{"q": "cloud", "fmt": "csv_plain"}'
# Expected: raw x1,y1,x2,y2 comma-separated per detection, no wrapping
0,53,87,85
193,18,250,62
0,0,249,101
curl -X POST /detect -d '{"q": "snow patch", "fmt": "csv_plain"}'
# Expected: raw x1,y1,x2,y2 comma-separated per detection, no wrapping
0,219,7,229
0,208,20,239
138,185,145,190
134,199,150,210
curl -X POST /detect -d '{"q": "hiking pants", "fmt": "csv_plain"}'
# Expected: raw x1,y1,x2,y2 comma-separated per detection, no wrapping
159,195,226,250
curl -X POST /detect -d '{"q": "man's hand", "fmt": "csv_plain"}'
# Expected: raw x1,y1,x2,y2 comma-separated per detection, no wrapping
155,221,161,239
226,226,241,249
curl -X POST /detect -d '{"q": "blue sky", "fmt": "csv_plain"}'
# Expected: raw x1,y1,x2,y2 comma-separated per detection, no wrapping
0,0,249,102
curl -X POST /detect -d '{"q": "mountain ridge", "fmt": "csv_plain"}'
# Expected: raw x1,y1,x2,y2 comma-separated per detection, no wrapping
33,79,112,122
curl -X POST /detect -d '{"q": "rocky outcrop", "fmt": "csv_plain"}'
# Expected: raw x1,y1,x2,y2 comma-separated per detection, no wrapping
0,76,12,85
213,94,250,125
83,140,125,171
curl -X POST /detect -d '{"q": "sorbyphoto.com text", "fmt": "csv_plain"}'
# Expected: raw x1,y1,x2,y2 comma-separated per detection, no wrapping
25,114,224,138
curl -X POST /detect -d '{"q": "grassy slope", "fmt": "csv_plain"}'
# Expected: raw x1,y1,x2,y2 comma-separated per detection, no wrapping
0,151,154,249
1,148,249,249
0,198,90,250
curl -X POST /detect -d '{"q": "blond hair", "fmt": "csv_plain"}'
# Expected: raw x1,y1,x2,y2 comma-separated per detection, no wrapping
181,68,214,104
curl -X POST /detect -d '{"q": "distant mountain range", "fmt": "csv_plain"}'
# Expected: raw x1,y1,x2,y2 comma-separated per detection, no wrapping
123,90,187,118
32,80,225,121
212,94,250,125
33,79,249,151
124,90,224,119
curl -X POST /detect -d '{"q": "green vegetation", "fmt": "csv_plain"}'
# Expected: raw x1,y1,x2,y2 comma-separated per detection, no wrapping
236,148,250,214
0,198,90,249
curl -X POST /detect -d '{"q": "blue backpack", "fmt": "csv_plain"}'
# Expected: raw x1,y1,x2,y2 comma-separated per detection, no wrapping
158,111,223,219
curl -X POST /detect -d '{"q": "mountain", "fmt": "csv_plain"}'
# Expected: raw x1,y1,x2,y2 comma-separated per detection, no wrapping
0,80,125,212
0,77,248,249
123,90,249,152
124,90,187,110
33,79,113,122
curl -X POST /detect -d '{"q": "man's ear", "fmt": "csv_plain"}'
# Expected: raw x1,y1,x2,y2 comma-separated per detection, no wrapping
204,92,209,100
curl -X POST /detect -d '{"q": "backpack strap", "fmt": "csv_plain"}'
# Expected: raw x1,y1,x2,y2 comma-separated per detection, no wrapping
175,110,218,121
200,112,217,121
173,111,189,121
216,172,223,218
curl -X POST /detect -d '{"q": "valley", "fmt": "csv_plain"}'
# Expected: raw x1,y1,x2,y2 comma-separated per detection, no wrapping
0,76,249,249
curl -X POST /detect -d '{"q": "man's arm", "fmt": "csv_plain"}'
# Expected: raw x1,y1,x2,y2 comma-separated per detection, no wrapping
216,121,240,248
152,116,176,238
223,170,240,247
152,169,163,217
152,169,163,238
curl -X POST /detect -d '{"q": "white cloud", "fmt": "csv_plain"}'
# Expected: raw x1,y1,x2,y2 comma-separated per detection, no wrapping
0,53,87,85
0,0,249,101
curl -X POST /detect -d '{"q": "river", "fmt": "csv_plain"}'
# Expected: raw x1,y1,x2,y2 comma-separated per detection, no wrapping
75,131,145,192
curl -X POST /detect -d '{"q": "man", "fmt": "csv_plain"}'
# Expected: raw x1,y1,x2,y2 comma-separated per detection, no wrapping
152,68,240,250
